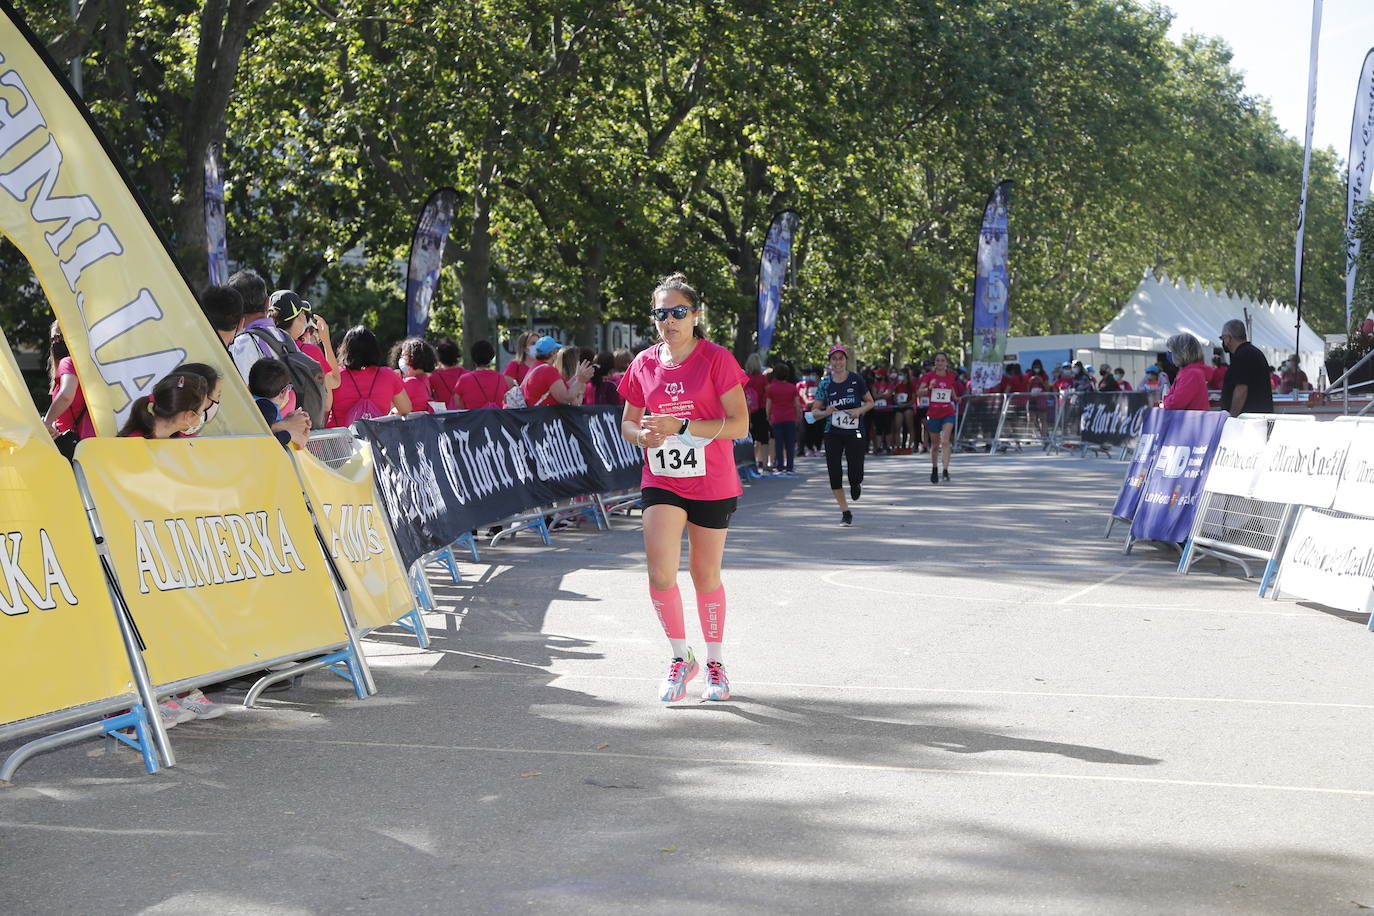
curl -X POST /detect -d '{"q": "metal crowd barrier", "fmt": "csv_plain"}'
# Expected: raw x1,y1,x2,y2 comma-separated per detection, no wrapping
305,427,362,468
952,389,1158,457
954,394,1006,451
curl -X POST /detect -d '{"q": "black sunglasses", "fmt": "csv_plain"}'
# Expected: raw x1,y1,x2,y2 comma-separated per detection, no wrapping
651,305,696,321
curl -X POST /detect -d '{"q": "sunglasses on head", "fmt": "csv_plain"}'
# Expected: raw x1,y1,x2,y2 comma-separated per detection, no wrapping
651,305,695,321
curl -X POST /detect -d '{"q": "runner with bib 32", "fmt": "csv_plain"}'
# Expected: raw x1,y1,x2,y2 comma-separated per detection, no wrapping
618,273,749,703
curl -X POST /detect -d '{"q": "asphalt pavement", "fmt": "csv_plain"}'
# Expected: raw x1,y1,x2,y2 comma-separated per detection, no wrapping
2,450,1372,915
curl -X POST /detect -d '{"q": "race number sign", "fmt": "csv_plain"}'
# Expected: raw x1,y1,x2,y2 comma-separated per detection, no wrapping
647,438,705,477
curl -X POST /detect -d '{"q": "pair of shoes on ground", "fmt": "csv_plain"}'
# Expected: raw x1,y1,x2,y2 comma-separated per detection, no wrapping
660,649,730,702
156,689,225,728
929,468,951,483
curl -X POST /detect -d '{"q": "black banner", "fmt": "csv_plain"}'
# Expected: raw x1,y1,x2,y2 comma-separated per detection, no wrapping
356,406,643,568
1078,391,1152,447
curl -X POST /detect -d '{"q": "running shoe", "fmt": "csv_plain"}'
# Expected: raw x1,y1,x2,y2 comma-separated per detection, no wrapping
701,661,731,701
841,510,853,526
659,650,699,702
930,468,939,484
178,689,225,720
850,482,861,501
157,700,191,727
942,469,950,482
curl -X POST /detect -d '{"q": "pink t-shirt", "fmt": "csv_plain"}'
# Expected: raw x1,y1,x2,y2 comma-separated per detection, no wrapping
50,357,95,438
430,367,465,408
298,341,332,377
1162,363,1211,411
457,368,507,409
329,366,405,427
618,340,747,501
504,360,532,384
744,372,767,412
918,371,965,419
522,362,563,406
403,374,437,413
765,379,800,423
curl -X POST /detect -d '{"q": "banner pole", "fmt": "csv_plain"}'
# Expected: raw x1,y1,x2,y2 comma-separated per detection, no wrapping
71,459,176,768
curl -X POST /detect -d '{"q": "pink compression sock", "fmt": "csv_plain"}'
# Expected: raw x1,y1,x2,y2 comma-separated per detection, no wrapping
649,586,686,640
696,586,726,646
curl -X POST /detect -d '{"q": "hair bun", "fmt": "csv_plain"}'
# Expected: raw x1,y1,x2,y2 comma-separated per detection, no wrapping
660,272,690,286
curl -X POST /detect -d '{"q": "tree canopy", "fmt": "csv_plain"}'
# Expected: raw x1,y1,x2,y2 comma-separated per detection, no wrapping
2,0,1355,365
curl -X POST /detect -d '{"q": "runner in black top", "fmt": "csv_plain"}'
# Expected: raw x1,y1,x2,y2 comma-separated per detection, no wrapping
811,344,873,526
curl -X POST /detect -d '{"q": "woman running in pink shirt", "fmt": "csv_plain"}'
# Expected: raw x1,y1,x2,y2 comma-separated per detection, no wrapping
618,273,749,703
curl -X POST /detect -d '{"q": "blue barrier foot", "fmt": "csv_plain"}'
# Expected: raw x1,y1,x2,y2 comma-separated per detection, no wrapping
437,547,461,582
318,647,369,699
395,607,431,648
103,707,159,774
454,531,480,562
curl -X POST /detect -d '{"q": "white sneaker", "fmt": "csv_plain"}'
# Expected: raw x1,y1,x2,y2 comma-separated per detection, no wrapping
178,689,225,720
701,661,731,701
159,698,196,725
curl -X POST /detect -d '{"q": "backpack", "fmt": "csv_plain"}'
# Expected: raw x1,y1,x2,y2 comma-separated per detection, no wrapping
341,370,383,426
745,379,761,412
504,378,527,408
246,328,327,428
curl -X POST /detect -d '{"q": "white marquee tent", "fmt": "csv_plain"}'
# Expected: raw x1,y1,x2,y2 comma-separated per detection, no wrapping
1102,273,1324,380
1007,273,1326,387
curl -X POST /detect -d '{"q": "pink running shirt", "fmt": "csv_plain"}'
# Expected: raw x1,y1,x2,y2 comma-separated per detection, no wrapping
522,362,562,406
618,339,747,500
765,379,800,423
456,369,507,409
918,370,964,419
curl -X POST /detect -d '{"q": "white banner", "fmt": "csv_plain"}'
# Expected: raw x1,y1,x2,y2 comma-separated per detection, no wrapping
1333,421,1374,512
1277,510,1374,615
1348,48,1374,327
1202,416,1269,497
1251,418,1349,507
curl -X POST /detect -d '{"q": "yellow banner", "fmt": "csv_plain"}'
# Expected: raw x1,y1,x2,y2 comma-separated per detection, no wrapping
75,436,349,685
0,322,37,448
0,435,136,724
296,447,415,631
0,10,264,438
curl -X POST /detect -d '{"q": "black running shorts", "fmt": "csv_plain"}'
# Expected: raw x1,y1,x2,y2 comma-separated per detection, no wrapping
641,487,737,529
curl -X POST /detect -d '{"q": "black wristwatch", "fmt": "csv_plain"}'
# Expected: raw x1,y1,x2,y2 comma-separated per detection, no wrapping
678,418,690,436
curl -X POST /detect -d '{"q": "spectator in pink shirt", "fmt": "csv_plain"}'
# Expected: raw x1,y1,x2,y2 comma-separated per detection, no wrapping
1161,334,1211,411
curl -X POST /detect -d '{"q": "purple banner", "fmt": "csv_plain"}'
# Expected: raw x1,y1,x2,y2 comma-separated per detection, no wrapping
757,209,799,357
970,181,1011,391
1129,410,1228,543
405,188,458,339
1347,48,1374,327
1109,407,1169,521
204,144,228,286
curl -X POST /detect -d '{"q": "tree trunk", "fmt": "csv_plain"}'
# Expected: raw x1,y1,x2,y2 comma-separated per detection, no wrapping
460,154,497,364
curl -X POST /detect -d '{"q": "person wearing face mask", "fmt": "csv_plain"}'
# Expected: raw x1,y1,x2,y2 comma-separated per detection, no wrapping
170,363,223,437
521,336,593,406
504,330,540,384
396,337,442,413
248,359,308,448
118,373,209,439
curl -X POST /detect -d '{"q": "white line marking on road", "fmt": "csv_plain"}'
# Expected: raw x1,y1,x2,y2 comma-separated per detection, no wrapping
377,666,1374,711
0,820,216,837
174,735,1374,798
817,567,1312,617
1054,562,1146,605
